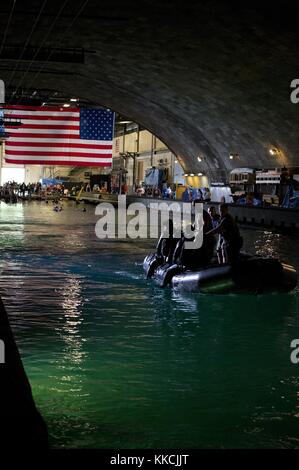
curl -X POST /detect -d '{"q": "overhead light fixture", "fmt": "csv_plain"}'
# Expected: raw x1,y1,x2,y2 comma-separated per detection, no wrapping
117,120,132,124
197,156,202,162
190,173,194,177
229,153,239,160
63,103,71,108
198,172,203,176
70,98,78,102
183,173,188,177
41,102,46,106
269,148,278,156
175,159,178,163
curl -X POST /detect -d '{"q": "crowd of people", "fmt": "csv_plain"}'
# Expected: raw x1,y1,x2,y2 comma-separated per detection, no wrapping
83,182,109,194
135,184,173,198
134,184,212,201
0,181,19,203
0,181,66,203
181,186,211,202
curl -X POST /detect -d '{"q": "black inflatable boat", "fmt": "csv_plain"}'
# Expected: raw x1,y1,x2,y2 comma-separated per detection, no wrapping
143,252,298,294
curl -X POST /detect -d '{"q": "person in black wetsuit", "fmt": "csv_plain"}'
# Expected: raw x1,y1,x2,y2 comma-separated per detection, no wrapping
206,203,243,265
172,210,215,270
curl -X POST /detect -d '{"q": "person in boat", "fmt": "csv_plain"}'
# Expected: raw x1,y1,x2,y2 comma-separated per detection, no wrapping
208,206,221,228
206,203,243,265
172,210,215,270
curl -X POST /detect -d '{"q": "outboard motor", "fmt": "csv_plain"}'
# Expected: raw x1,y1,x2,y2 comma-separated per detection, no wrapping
154,263,183,288
143,253,164,279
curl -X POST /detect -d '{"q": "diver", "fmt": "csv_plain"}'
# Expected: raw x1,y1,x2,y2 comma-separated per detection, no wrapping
172,210,215,270
206,203,243,265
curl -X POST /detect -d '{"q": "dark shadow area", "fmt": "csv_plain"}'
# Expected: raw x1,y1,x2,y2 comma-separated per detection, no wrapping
0,297,48,447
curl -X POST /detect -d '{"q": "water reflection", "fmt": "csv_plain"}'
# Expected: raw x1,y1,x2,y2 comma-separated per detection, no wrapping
171,289,199,314
53,276,88,401
254,231,282,258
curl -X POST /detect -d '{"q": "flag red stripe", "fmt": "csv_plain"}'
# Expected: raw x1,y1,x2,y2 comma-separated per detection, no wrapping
5,150,111,158
5,114,80,121
6,124,79,130
4,159,112,167
6,132,79,139
5,141,112,149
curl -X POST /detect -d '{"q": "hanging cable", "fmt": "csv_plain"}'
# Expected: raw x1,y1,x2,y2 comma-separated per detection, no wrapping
25,0,89,93
0,0,17,56
11,0,69,101
6,0,48,93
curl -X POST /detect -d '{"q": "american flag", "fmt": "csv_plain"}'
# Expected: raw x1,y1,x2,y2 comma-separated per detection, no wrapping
2,105,115,166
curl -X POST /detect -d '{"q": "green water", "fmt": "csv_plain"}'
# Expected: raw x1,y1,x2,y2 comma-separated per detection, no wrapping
0,201,298,448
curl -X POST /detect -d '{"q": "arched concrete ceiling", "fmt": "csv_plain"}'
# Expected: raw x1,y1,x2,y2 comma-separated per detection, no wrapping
1,0,299,180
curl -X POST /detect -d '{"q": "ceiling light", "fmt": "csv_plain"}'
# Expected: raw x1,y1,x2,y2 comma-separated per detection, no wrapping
269,148,278,155
70,98,78,102
190,173,194,176
197,156,202,162
63,103,71,108
198,172,203,176
229,154,234,160
117,120,132,124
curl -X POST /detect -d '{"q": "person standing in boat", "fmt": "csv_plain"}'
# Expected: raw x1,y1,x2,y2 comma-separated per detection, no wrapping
206,203,243,265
